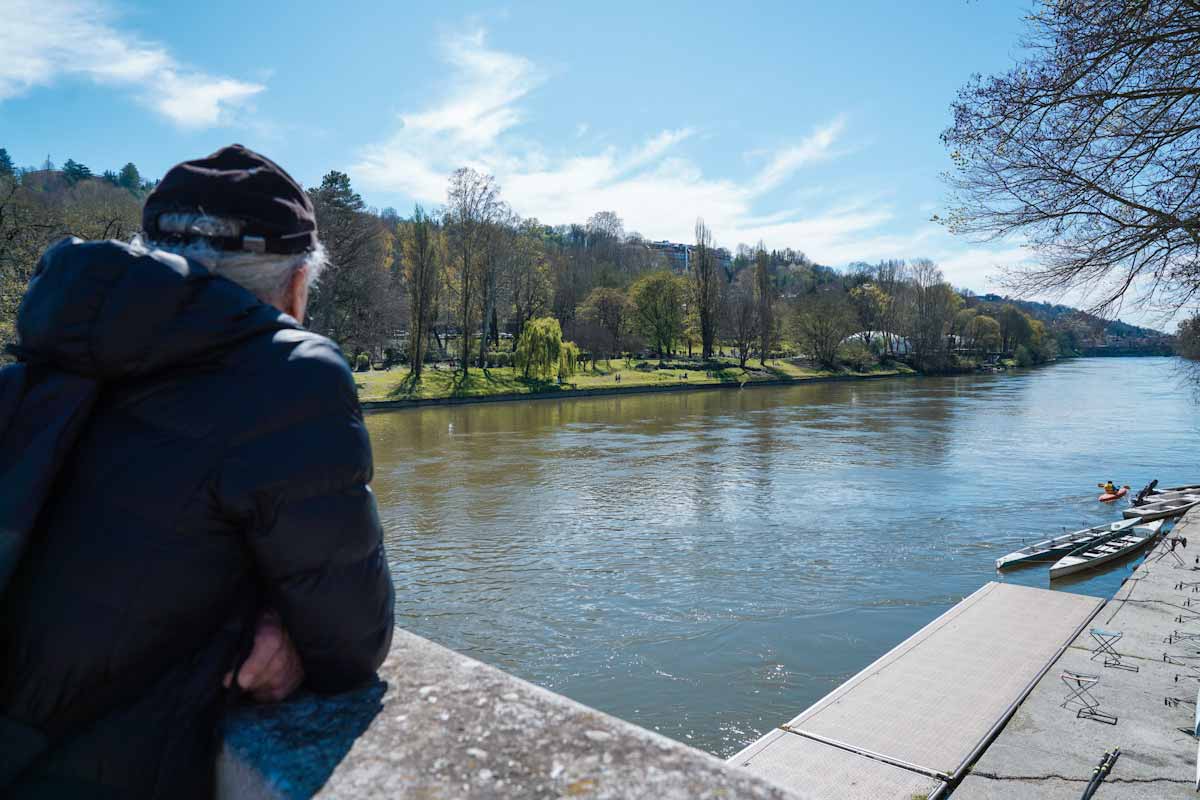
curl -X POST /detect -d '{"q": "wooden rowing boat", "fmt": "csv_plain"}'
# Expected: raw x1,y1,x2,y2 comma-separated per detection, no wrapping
1122,497,1200,522
1145,489,1200,504
1142,489,1200,501
995,518,1143,570
1153,484,1200,495
1049,520,1165,580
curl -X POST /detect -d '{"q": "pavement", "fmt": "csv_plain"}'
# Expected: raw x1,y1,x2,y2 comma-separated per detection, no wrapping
952,513,1200,798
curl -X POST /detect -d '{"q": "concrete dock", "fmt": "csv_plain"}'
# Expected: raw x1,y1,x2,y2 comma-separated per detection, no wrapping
732,511,1200,800
953,513,1200,798
731,582,1104,799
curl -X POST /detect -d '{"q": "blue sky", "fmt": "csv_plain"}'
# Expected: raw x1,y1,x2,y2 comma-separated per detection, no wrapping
6,0,1119,315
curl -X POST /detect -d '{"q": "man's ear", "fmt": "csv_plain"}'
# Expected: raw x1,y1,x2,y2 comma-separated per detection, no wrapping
286,265,310,322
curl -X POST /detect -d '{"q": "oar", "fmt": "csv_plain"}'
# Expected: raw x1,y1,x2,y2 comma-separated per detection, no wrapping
1079,748,1119,800
1078,750,1108,800
1078,749,1109,800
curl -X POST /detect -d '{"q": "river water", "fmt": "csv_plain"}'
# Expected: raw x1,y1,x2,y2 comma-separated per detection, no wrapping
366,356,1198,757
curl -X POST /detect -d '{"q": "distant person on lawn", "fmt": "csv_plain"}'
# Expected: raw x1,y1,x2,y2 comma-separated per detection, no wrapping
0,145,394,799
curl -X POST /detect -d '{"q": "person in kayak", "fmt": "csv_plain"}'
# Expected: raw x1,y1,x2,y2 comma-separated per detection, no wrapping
1099,480,1118,494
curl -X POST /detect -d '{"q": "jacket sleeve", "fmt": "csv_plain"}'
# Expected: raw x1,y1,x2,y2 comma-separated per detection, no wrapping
218,335,394,693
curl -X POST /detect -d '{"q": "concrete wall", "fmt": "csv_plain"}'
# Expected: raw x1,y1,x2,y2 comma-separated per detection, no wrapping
217,626,801,799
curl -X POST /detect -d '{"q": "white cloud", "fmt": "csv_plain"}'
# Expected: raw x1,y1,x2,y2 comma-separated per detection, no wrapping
750,116,846,195
400,27,540,145
353,26,855,249
351,23,1032,294
0,0,264,127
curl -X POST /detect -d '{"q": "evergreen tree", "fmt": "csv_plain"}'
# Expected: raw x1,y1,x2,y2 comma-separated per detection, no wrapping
101,169,120,185
0,148,14,177
310,170,365,211
118,162,141,192
62,159,93,184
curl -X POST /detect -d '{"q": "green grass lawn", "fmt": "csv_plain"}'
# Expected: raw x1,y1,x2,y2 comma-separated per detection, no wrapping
354,356,914,403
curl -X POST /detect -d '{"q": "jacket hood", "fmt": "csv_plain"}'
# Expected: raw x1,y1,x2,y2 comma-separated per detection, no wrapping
16,237,299,380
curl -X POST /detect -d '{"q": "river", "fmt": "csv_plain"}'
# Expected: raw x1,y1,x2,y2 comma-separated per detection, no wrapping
365,356,1199,758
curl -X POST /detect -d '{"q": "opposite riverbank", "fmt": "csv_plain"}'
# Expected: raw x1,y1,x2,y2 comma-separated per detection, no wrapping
356,359,917,411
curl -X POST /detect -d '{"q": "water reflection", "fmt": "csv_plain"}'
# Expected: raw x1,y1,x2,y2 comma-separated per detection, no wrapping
367,357,1200,757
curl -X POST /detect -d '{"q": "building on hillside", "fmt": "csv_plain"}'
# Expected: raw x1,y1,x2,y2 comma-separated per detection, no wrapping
714,247,733,275
648,240,690,272
646,241,734,275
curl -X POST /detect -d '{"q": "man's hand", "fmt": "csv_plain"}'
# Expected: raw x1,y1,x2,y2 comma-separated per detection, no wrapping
223,609,305,703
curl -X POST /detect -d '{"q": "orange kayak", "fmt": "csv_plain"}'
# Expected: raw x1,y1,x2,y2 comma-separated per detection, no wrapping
1099,487,1128,502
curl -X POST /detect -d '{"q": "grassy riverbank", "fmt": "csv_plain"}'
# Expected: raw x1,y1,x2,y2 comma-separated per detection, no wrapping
354,357,915,404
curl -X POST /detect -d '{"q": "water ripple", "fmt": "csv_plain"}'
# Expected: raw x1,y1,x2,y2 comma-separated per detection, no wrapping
368,357,1200,758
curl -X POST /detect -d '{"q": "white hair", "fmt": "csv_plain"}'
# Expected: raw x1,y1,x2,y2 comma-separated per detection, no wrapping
133,213,327,305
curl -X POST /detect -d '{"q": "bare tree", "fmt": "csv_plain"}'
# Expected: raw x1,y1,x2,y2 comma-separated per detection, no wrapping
900,259,962,372
508,219,552,339
444,168,500,376
753,242,775,365
586,210,625,243
968,314,1002,356
692,218,720,359
943,1,1200,313
630,271,686,359
848,282,891,353
872,259,906,355
1178,314,1200,359
402,204,440,378
723,269,759,368
792,291,855,370
477,204,516,367
578,286,630,363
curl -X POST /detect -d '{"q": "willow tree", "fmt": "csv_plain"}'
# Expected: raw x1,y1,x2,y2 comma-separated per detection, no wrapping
559,341,580,380
515,316,563,380
943,0,1200,312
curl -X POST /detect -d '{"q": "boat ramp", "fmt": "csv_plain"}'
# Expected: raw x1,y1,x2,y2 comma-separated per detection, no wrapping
732,511,1200,799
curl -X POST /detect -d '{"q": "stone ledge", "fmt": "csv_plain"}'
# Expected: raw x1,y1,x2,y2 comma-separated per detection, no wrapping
217,627,802,799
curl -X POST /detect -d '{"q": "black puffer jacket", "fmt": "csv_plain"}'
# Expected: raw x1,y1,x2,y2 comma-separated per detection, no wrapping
0,238,394,798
